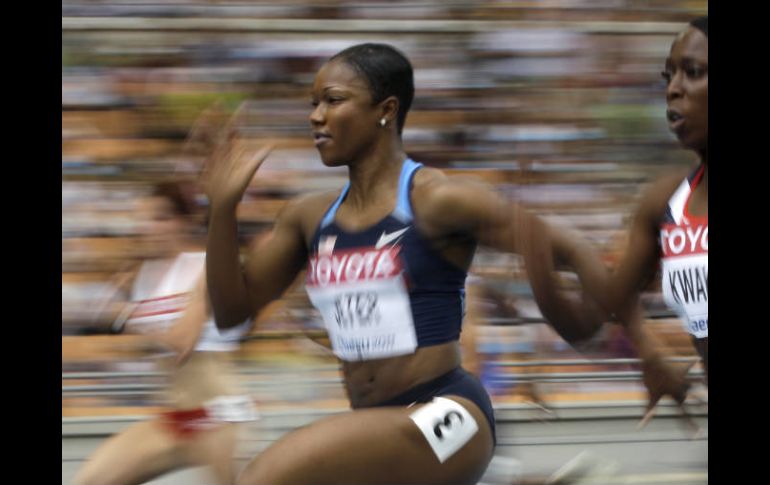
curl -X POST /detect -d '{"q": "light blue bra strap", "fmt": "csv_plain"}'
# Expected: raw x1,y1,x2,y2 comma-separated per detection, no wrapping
320,182,350,228
393,158,423,223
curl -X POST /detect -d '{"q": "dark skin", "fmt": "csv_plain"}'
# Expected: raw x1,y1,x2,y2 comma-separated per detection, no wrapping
204,57,609,484
663,26,708,378
527,26,707,428
607,26,708,375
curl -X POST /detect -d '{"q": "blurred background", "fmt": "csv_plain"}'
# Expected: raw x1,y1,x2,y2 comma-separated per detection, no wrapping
62,2,707,484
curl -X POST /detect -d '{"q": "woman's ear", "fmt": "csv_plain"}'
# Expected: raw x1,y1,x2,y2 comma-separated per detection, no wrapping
379,96,400,126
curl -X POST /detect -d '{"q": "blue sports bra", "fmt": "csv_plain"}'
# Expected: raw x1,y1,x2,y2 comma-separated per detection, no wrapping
305,159,467,361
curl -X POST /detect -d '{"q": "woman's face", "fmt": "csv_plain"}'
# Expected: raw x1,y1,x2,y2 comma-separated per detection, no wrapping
309,60,383,166
138,196,186,258
663,27,708,152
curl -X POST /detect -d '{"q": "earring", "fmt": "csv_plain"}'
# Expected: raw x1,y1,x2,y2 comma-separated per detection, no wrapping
380,118,387,127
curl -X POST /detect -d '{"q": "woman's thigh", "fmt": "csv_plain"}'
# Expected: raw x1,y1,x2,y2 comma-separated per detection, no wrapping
72,420,185,485
74,418,241,485
185,423,241,485
237,395,494,485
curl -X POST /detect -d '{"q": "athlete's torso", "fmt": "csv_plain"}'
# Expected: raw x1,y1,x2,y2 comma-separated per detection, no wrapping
125,252,251,352
658,165,708,339
124,252,251,407
304,159,468,406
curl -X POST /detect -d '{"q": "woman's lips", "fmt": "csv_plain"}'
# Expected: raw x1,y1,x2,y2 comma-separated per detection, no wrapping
313,133,331,148
667,110,685,132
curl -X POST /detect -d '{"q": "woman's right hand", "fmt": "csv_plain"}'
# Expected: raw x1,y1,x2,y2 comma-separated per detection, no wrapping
638,353,701,437
197,103,275,210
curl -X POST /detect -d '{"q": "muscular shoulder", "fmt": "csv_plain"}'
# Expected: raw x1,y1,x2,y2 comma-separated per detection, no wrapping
411,167,501,234
411,166,450,203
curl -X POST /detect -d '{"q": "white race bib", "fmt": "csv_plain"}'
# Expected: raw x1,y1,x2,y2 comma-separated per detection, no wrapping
661,254,708,338
306,246,418,361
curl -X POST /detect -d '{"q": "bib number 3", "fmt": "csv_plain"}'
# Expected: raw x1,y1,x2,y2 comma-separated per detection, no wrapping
409,397,479,463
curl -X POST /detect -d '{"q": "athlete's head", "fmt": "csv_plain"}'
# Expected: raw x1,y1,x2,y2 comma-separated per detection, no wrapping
663,16,707,154
139,181,198,257
310,43,414,166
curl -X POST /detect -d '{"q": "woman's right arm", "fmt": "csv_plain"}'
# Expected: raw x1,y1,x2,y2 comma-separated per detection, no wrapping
201,105,314,327
538,171,686,324
527,174,697,428
207,191,309,329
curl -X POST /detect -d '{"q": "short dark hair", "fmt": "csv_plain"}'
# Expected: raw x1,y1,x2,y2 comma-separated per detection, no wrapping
690,16,707,37
330,43,414,135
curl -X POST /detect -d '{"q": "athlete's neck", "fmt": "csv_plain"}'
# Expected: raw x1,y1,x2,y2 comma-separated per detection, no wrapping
345,142,408,211
699,147,708,167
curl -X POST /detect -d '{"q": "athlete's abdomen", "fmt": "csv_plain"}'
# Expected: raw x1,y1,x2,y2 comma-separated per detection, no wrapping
342,341,461,408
